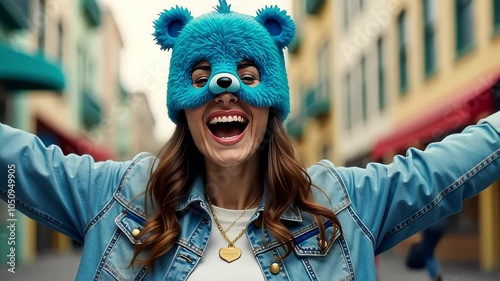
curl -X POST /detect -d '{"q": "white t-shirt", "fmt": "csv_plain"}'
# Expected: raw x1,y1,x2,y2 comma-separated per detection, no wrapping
187,205,264,281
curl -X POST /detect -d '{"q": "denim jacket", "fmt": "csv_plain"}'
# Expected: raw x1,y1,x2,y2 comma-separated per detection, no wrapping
1,112,499,281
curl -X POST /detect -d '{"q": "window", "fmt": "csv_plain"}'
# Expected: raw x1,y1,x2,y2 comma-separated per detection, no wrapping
377,37,386,111
77,46,86,91
321,144,330,160
361,56,367,121
343,0,349,31
316,42,331,110
423,0,437,76
455,0,475,57
36,0,46,51
57,21,64,61
0,93,9,124
344,72,352,130
398,11,408,95
494,0,500,32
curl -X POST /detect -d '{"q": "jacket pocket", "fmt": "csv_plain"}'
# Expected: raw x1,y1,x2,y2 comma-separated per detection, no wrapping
288,223,352,280
100,211,148,281
293,221,340,257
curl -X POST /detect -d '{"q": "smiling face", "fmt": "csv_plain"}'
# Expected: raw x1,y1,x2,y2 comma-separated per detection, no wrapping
185,61,269,167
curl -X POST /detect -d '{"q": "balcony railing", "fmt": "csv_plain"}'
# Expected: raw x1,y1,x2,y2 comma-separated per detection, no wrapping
0,0,29,30
305,87,330,117
82,88,102,129
285,114,304,139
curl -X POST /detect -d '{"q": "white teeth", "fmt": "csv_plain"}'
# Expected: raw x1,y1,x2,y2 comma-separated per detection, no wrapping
209,115,247,124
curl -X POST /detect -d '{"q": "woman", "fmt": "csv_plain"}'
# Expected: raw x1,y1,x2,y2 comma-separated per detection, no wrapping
1,1,499,280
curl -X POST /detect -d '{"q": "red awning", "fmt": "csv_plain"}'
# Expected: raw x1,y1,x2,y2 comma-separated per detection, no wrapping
36,117,114,161
371,73,499,160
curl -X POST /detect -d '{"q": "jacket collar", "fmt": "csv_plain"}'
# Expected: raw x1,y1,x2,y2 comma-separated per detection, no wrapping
175,174,303,222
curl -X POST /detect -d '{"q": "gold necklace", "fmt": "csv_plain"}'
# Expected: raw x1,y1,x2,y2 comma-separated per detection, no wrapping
223,195,259,233
206,195,259,263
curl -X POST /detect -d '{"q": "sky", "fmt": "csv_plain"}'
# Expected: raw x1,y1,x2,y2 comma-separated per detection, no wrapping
99,0,293,141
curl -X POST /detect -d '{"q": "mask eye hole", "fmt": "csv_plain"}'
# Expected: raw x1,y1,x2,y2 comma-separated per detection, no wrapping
194,77,209,87
237,60,260,87
192,61,211,88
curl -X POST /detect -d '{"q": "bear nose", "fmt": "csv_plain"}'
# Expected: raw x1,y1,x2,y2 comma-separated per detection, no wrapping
217,77,232,88
209,73,240,94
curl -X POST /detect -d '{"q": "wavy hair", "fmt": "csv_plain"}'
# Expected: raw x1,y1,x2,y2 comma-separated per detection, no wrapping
131,112,342,269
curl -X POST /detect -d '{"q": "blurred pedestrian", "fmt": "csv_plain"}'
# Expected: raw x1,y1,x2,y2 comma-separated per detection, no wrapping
406,218,448,281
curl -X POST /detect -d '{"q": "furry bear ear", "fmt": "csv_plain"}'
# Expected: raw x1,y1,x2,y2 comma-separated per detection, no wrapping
153,6,193,51
255,6,296,49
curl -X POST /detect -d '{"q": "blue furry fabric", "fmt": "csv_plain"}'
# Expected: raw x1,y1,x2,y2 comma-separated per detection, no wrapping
154,1,295,123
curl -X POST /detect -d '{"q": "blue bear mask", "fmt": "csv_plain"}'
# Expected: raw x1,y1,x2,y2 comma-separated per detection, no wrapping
153,0,296,124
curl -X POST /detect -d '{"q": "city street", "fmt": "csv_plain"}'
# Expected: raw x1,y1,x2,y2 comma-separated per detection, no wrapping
1,250,499,280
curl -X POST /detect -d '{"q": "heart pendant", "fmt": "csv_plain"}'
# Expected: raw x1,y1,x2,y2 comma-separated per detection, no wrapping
219,247,242,263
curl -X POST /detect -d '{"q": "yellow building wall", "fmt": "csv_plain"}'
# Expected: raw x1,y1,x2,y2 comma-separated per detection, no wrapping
289,0,500,270
371,0,500,270
288,0,335,167
391,0,500,123
479,181,500,270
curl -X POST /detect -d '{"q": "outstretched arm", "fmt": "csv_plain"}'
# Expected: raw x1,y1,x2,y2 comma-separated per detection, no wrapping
335,112,500,254
0,124,130,243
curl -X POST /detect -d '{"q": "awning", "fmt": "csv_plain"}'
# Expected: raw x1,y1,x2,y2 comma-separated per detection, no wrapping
36,118,114,161
0,43,65,91
371,73,499,160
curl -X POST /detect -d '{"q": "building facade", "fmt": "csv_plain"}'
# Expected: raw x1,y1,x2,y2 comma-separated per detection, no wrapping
0,0,127,264
286,0,335,167
128,92,161,157
287,0,500,270
0,0,67,265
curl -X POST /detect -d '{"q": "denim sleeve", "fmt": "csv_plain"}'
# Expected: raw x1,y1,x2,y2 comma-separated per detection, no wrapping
336,111,500,254
0,124,130,243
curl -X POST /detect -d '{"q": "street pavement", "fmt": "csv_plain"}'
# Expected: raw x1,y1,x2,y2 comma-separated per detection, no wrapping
1,249,500,280
377,250,500,281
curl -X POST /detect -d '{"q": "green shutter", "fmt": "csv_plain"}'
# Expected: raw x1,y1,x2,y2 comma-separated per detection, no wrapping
455,0,475,58
305,0,325,15
288,35,301,55
81,88,102,129
361,57,367,121
344,73,351,130
305,87,330,117
423,0,437,77
494,0,500,32
82,0,101,27
286,115,304,138
398,11,408,95
0,0,29,30
377,38,386,111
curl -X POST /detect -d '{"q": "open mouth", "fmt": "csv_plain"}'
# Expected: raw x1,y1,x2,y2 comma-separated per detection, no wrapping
207,113,249,139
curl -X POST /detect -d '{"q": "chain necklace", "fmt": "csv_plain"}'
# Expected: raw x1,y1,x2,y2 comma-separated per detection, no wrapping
206,195,259,263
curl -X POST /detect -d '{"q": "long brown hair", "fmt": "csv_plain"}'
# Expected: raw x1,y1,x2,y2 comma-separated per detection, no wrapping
131,112,342,269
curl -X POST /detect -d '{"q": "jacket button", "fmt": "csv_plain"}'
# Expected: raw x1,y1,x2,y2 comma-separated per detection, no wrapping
131,228,141,238
269,263,280,274
318,239,328,248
